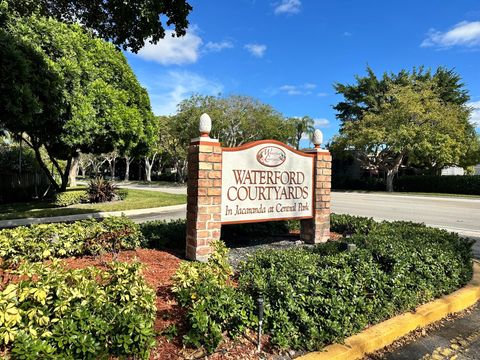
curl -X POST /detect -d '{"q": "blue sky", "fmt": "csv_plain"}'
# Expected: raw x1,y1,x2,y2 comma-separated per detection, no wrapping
124,0,480,146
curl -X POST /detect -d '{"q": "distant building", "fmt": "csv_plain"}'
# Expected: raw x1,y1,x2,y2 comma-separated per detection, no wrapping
474,164,480,175
441,166,465,176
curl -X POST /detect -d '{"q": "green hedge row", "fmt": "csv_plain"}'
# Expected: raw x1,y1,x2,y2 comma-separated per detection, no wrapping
0,216,142,265
395,175,480,195
0,261,156,359
173,215,474,352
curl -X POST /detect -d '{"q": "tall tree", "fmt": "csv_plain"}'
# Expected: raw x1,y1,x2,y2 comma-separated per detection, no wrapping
333,66,478,191
5,0,192,52
290,116,315,150
0,15,156,191
333,80,478,191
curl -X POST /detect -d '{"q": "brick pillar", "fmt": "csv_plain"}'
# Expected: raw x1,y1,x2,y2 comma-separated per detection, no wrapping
185,137,222,261
300,148,331,243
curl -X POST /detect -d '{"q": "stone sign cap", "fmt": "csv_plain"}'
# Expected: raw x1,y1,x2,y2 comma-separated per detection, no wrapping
199,113,212,137
313,129,323,148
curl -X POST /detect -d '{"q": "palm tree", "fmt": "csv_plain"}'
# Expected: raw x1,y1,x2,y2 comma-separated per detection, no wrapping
293,116,315,150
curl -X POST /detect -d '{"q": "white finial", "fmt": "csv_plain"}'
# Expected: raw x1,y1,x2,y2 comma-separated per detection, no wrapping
199,113,212,137
312,129,323,148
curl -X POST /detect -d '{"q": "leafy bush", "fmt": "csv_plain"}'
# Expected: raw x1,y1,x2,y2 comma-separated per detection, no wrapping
172,241,256,353
0,216,142,265
0,260,156,359
330,213,378,235
52,190,88,207
140,219,186,250
395,175,480,195
116,188,128,200
87,178,118,203
174,216,473,353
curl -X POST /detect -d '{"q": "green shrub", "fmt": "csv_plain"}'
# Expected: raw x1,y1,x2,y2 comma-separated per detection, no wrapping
116,188,128,200
395,175,480,195
330,213,378,235
0,216,142,265
52,190,88,207
173,216,473,353
87,178,118,203
140,219,186,250
171,241,256,353
0,260,156,359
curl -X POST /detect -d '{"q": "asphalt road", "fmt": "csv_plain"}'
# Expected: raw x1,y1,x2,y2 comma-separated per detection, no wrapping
124,185,480,236
121,187,480,257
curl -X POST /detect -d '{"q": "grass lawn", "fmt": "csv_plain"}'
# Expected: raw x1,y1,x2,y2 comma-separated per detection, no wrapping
333,189,480,199
0,188,186,220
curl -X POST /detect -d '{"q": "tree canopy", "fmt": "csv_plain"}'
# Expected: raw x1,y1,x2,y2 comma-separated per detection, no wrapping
332,68,479,191
4,0,192,52
0,14,156,191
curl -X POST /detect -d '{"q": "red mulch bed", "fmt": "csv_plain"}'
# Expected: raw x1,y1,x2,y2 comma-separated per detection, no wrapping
61,249,270,360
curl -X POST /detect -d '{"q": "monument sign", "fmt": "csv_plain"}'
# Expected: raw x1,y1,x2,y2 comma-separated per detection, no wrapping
221,141,314,223
186,114,331,261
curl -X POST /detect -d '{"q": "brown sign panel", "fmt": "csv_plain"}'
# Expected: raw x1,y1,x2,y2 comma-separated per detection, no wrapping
221,140,315,224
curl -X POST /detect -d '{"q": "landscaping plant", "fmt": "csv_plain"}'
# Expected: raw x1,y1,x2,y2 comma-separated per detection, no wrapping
87,178,118,203
0,260,156,359
0,216,142,265
172,215,474,353
52,190,88,207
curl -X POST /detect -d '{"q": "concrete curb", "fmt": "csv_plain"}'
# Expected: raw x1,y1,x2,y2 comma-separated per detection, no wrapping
298,260,480,360
0,204,187,228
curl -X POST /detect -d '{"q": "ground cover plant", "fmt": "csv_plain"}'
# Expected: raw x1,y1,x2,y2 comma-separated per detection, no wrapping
0,260,156,359
172,214,474,353
0,216,142,266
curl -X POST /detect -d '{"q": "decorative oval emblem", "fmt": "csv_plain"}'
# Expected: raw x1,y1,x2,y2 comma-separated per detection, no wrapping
256,146,286,167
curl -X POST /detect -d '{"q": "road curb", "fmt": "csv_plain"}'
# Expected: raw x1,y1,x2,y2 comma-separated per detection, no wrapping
298,260,480,360
0,204,187,228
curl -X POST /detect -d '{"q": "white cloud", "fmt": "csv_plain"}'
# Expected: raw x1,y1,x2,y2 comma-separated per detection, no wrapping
205,41,234,52
279,83,317,95
421,21,480,48
274,0,301,15
469,101,480,127
314,118,330,127
142,71,223,115
135,29,202,65
317,92,328,97
244,43,267,57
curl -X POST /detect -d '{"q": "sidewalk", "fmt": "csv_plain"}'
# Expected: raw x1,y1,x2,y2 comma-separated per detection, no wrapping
368,302,480,359
0,204,187,228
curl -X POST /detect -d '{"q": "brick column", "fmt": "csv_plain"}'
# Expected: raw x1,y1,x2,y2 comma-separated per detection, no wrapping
185,137,222,261
300,148,331,243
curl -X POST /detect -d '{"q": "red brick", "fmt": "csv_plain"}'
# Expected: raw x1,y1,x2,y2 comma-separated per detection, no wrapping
198,179,214,187
208,188,222,196
208,171,222,179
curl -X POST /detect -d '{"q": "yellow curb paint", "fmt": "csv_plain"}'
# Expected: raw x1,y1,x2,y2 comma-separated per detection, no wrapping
298,261,480,360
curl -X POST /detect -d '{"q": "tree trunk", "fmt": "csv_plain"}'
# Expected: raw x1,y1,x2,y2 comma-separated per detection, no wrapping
144,154,157,182
59,157,72,192
69,153,80,187
386,170,395,192
145,158,153,182
385,152,405,192
124,156,132,181
32,145,60,192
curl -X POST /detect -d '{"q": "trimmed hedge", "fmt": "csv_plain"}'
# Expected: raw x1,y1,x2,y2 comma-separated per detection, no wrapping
173,215,474,353
52,190,88,207
0,216,142,265
0,261,156,359
395,175,480,195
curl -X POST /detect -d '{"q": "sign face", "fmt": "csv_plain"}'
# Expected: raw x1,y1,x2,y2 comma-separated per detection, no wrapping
221,140,314,224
